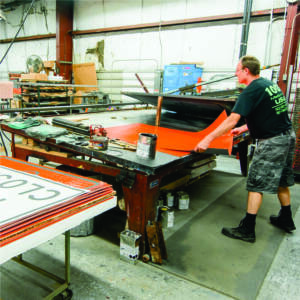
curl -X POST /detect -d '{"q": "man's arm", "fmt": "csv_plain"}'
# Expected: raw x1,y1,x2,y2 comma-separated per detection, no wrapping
194,112,241,152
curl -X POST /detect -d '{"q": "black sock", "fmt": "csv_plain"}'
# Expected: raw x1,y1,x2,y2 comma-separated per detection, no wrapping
280,205,292,217
245,212,257,225
241,213,256,232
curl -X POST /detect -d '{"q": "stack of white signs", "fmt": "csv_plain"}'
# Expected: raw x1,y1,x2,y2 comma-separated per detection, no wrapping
0,156,116,247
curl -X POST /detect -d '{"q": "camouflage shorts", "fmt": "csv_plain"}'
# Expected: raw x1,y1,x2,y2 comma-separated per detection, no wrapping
246,130,296,194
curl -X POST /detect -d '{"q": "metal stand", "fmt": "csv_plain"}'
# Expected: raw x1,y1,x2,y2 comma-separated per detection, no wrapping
12,230,73,300
0,128,8,156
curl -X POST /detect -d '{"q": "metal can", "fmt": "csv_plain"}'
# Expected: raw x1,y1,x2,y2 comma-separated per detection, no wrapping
177,191,190,210
166,192,174,207
160,206,174,228
91,135,108,150
120,229,142,264
136,133,157,159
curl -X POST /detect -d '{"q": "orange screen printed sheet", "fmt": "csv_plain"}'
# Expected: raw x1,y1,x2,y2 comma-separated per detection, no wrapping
106,110,233,157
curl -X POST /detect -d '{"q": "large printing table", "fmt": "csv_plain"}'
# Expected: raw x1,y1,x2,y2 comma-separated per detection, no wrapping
0,156,116,299
0,122,249,254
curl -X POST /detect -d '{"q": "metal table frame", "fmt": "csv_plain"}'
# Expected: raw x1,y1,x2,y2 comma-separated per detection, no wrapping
12,231,72,300
1,195,117,299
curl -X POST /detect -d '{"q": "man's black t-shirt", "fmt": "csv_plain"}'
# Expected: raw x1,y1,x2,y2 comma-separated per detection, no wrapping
232,77,291,139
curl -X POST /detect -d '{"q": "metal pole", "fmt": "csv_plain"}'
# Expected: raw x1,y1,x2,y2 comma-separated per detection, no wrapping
65,230,71,285
0,102,142,114
164,74,237,95
155,96,163,126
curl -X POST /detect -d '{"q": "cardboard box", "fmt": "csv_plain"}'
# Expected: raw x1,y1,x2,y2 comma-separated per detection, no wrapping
73,63,98,92
43,61,55,69
20,73,48,81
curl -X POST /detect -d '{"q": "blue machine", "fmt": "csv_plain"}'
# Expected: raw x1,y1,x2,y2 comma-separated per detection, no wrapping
162,64,203,95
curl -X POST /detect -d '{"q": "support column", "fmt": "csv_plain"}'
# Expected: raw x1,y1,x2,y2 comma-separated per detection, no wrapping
278,2,300,96
56,0,74,81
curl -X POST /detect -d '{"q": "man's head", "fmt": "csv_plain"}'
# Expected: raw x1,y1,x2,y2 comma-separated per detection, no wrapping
235,55,260,85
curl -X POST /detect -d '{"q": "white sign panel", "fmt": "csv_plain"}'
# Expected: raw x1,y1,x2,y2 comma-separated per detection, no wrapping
0,166,86,225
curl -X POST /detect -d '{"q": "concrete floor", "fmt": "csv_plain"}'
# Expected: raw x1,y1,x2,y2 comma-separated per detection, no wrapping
1,109,300,300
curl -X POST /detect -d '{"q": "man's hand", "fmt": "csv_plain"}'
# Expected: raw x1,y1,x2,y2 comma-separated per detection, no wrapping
193,112,241,153
194,136,212,153
231,124,248,135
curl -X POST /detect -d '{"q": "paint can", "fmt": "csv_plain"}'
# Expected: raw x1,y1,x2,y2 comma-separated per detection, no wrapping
91,135,108,150
120,229,142,264
177,191,190,210
160,206,174,228
136,133,157,159
166,192,174,207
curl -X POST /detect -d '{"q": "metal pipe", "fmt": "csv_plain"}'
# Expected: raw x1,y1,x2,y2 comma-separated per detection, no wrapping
239,0,253,58
0,102,143,113
17,82,98,88
164,74,237,95
244,0,253,47
263,17,284,66
135,73,149,93
284,12,300,76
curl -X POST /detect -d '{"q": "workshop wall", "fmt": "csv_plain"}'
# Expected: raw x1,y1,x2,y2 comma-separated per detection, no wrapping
0,0,56,75
0,0,289,100
72,0,286,70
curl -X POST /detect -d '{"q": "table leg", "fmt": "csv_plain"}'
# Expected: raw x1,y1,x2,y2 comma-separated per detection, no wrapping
13,145,30,161
122,173,160,253
65,230,71,285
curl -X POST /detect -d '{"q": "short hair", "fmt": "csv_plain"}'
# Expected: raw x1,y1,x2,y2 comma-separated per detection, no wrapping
240,55,260,75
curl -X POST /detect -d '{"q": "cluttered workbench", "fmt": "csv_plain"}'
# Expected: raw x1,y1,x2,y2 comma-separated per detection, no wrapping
0,110,250,255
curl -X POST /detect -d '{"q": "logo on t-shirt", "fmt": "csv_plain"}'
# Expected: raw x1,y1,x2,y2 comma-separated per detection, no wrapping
265,84,287,115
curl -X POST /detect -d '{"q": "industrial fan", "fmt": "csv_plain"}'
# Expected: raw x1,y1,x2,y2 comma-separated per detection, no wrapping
26,55,44,73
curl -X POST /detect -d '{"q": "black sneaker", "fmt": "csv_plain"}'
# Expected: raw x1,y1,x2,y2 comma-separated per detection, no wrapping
270,215,296,233
221,225,256,243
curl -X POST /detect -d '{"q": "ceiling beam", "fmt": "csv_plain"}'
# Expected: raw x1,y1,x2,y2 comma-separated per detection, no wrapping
0,7,286,44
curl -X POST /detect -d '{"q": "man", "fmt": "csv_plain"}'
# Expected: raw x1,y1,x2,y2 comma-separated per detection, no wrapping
194,55,296,243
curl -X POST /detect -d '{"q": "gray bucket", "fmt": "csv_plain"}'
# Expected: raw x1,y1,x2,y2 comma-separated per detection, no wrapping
70,218,94,237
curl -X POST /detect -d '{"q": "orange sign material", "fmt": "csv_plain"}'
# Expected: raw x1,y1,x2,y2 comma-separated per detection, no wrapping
106,110,233,156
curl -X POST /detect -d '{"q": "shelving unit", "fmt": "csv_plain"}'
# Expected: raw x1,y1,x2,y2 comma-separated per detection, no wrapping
18,81,74,115
16,81,106,115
